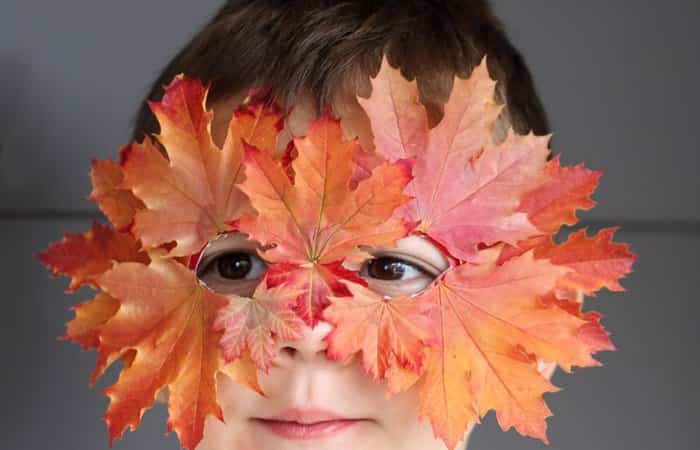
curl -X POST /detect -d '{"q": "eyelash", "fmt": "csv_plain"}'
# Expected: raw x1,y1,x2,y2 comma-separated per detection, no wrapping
195,249,440,298
196,250,268,281
363,254,441,277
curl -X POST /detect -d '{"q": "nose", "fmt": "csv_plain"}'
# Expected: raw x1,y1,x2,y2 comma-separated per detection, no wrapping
274,320,333,364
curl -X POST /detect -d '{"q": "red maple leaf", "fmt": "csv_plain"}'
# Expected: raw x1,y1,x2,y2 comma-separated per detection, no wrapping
36,221,149,292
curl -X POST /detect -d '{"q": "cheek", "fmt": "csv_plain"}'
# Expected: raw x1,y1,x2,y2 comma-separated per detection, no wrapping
199,373,262,449
371,385,456,450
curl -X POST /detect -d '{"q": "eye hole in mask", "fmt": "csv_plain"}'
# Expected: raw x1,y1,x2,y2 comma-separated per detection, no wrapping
360,253,443,298
195,233,268,297
359,235,450,298
195,233,449,299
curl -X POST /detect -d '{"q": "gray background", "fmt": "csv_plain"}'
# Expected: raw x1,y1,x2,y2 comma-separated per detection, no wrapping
1,1,697,449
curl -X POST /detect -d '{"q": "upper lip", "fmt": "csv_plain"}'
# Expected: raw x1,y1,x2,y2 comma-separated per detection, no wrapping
254,408,364,424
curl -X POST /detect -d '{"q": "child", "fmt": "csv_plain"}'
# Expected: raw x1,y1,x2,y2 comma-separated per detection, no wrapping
126,2,556,449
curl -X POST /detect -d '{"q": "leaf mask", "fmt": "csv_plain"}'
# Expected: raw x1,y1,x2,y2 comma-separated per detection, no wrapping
37,55,636,450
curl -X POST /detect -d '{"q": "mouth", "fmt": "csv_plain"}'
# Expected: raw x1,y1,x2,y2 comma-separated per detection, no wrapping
251,408,370,440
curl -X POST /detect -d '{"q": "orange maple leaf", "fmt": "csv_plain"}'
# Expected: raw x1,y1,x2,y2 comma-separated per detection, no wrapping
119,75,284,257
236,108,413,326
88,158,145,230
358,55,549,262
408,249,614,448
61,292,120,350
94,257,261,450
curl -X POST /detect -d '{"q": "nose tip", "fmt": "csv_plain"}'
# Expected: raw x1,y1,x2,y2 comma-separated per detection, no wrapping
275,320,333,364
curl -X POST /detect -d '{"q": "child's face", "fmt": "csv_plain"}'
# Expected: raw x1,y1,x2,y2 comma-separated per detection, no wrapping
195,90,555,450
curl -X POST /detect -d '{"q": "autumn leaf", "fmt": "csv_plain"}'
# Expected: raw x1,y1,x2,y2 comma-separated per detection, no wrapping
236,108,413,326
36,221,149,292
93,257,260,450
89,157,145,230
323,280,436,379
358,55,548,262
517,154,602,233
119,75,284,257
61,292,120,350
497,227,636,298
213,281,305,371
539,291,616,358
534,227,636,297
406,249,614,448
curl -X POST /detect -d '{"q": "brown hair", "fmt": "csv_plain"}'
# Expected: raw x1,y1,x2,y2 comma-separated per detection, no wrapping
130,0,549,144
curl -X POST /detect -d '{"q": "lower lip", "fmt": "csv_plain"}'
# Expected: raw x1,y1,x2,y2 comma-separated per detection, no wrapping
253,418,364,440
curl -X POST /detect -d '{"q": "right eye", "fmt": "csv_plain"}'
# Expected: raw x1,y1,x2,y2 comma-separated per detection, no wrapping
356,235,450,298
195,233,268,296
360,254,441,298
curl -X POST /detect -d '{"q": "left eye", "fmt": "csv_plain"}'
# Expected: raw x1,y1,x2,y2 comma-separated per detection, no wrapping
360,255,439,297
196,251,268,296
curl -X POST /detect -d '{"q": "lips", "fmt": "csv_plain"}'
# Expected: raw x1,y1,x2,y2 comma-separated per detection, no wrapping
251,408,369,440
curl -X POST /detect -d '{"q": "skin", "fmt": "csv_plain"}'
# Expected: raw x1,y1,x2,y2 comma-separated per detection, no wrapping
193,90,557,450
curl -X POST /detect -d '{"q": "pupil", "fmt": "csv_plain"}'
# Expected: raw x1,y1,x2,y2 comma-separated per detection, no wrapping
368,257,405,280
216,253,252,279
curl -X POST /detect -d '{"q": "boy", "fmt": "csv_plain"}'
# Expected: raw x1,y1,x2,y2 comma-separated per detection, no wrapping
130,1,557,449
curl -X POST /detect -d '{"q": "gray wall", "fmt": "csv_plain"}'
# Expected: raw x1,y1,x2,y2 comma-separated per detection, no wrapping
2,1,697,449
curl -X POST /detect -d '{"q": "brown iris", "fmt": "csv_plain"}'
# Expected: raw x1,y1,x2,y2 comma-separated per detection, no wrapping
214,252,253,279
367,256,409,280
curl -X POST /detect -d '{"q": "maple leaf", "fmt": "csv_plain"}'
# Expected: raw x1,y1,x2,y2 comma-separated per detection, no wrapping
61,292,120,350
89,158,145,230
538,291,616,358
323,280,437,379
394,249,616,448
497,227,636,298
93,257,261,450
516,154,602,234
534,227,636,297
358,55,550,262
213,281,305,371
36,221,149,292
236,108,413,326
119,75,284,257
490,147,635,300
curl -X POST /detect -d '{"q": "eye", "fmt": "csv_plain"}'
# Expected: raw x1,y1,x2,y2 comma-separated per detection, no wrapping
360,254,441,298
195,234,268,297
